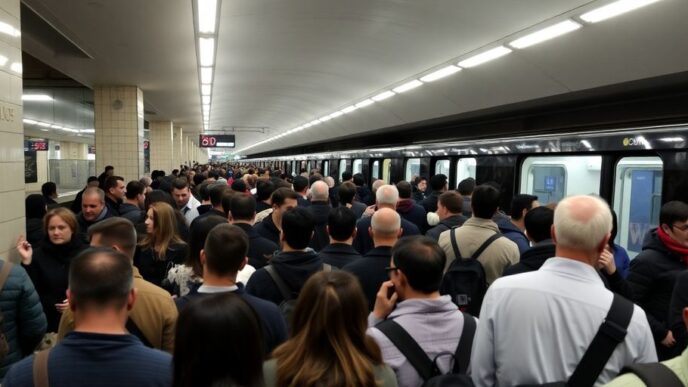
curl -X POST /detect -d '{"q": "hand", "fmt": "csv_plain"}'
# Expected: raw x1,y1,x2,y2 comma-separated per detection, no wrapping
598,248,616,275
372,281,398,320
662,331,676,347
55,299,69,313
363,205,376,218
15,235,33,265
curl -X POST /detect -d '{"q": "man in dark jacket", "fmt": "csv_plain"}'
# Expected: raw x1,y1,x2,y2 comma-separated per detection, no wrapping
503,206,555,276
308,181,331,252
41,182,58,206
97,165,114,189
628,201,688,360
71,176,99,215
254,179,275,213
118,181,145,224
255,188,299,245
421,174,448,213
76,187,113,242
293,176,311,208
316,207,362,268
425,191,467,241
230,195,278,269
353,173,374,206
497,194,539,254
247,208,324,306
194,183,226,220
457,177,475,218
395,181,427,233
103,175,126,217
338,181,366,219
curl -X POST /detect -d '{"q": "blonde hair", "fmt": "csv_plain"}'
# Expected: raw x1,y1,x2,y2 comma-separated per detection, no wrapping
44,207,78,234
139,202,185,259
553,195,611,252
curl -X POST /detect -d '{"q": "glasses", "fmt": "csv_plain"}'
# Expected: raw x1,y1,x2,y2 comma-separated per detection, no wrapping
672,223,688,232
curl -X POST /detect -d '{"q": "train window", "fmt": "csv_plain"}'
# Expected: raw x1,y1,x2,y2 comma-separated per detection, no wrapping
323,160,329,177
613,156,663,258
339,159,347,181
405,158,421,182
456,158,477,183
520,155,602,204
382,159,392,183
435,159,450,176
352,159,363,175
371,160,380,180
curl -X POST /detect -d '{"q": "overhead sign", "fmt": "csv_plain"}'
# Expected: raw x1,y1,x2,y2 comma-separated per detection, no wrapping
199,134,235,148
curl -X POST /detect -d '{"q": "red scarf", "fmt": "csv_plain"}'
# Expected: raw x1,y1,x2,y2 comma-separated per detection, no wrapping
657,227,688,266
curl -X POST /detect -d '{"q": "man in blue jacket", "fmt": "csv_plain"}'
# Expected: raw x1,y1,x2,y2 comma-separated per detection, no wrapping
497,194,539,254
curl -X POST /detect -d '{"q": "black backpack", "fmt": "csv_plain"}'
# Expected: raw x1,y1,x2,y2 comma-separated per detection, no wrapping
440,229,500,316
376,312,477,387
265,263,332,327
619,363,683,387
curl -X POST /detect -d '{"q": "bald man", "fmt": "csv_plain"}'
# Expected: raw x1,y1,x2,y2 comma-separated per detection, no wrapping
344,208,402,310
307,180,332,252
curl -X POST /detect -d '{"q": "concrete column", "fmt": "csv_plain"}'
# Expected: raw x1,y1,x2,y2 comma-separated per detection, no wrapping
94,86,145,181
182,135,189,167
149,121,174,173
0,0,23,259
173,127,183,171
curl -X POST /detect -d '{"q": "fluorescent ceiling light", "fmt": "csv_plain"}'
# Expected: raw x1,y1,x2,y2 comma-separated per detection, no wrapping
22,94,53,102
0,21,20,37
372,91,395,101
200,67,213,83
80,129,95,134
10,62,21,74
660,137,684,143
393,80,423,93
319,115,332,122
510,20,582,49
23,119,37,125
581,140,592,149
354,99,374,108
329,111,343,119
37,122,50,127
202,95,210,105
420,65,461,82
199,38,215,66
309,119,321,126
0,55,7,66
341,105,358,114
50,124,63,129
201,84,211,95
198,0,218,34
63,128,79,133
580,0,660,23
458,46,512,68
303,123,313,128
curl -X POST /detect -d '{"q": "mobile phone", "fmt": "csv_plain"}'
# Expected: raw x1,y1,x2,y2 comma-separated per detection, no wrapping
387,285,396,299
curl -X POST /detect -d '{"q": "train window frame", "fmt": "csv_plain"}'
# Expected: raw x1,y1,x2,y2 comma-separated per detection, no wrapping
323,160,330,177
456,158,477,183
435,159,450,177
352,159,363,175
405,158,421,182
520,155,602,205
339,159,347,181
371,160,380,180
382,159,392,183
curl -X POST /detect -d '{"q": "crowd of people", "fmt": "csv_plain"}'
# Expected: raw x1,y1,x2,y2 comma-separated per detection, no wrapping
3,162,688,386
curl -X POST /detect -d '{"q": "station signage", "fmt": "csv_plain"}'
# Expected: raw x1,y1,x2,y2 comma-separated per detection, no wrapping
199,134,235,148
25,139,48,151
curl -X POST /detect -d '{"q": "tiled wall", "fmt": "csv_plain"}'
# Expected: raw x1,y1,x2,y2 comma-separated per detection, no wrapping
0,0,23,260
149,121,174,173
94,86,145,182
173,127,183,171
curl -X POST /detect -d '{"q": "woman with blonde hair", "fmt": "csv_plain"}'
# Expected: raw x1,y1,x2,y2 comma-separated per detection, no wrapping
264,271,397,387
135,201,188,289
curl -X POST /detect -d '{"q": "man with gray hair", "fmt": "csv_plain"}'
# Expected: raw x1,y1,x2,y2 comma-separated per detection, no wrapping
76,187,113,242
308,180,332,252
352,185,420,255
471,195,656,386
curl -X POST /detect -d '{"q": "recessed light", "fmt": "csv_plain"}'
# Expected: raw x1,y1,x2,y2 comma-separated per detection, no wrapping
200,67,213,84
201,84,211,95
372,91,395,101
420,65,462,82
393,80,423,93
458,46,512,68
580,0,661,23
199,38,215,66
509,20,581,49
22,94,53,102
354,99,374,108
198,0,218,34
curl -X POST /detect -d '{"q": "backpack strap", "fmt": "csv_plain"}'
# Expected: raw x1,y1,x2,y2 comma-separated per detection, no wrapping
470,233,503,260
621,363,684,387
32,348,51,387
453,312,477,374
566,294,634,387
126,318,153,348
0,261,13,293
376,319,436,381
265,265,293,301
449,227,463,261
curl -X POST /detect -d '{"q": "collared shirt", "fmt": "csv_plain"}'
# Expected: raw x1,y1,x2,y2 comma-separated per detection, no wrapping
367,297,469,387
471,257,657,387
198,284,239,293
181,195,201,224
604,347,688,386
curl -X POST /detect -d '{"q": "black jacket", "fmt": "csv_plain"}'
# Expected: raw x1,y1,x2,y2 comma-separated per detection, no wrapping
25,218,44,248
118,203,143,224
104,196,121,217
234,223,278,269
134,243,189,290
396,199,428,233
421,192,441,213
194,208,226,221
503,242,555,277
255,213,281,246
297,196,311,208
352,214,420,255
76,208,113,243
356,185,374,206
343,246,392,310
669,271,688,355
70,188,85,214
316,243,362,269
308,202,331,252
196,204,213,216
425,215,467,241
255,201,272,213
245,250,323,306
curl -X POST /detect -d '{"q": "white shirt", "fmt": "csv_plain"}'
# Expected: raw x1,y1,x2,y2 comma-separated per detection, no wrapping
181,195,201,224
471,257,657,387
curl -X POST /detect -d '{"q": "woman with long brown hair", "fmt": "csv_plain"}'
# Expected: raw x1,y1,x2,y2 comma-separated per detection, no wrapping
263,271,397,387
134,201,188,289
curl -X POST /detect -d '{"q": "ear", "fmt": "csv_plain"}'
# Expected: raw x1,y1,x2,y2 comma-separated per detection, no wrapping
661,223,672,234
597,233,611,254
351,228,357,239
550,224,557,244
522,208,528,219
368,226,373,239
326,225,330,236
239,256,248,271
127,288,138,311
682,307,688,330
67,289,76,312
397,227,403,238
111,244,123,253
200,249,207,267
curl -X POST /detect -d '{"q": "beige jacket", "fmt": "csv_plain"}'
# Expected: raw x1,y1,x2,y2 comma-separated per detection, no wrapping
438,217,520,285
57,266,178,353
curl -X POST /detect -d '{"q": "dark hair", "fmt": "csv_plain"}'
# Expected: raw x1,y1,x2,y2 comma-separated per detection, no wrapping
203,224,249,276
172,169,180,176
341,171,353,181
609,210,619,250
392,236,446,294
338,181,357,205
328,207,357,242
125,181,145,200
511,194,538,221
26,194,47,219
430,174,448,191
208,183,226,207
230,195,256,221
457,178,475,196
293,176,309,193
69,247,133,310
308,174,323,187
41,182,57,197
208,170,220,180
87,176,99,184
660,201,688,228
256,179,276,201
439,191,463,214
472,184,501,219
104,175,124,191
197,182,211,201
281,208,314,249
231,179,247,193
524,206,554,243
104,165,114,172
88,217,138,259
193,173,205,187
271,187,299,207
144,190,177,211
396,181,413,199
220,190,236,217
172,178,190,191
352,173,365,186
187,215,228,277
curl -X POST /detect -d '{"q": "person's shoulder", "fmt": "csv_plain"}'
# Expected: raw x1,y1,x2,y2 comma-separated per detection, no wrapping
133,277,175,303
603,372,646,387
241,293,282,316
374,364,399,387
2,353,34,386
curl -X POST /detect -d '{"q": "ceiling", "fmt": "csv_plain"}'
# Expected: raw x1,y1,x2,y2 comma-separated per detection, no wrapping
19,0,688,156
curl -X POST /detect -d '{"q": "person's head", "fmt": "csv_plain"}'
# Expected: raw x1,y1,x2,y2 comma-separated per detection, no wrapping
341,171,353,182
41,182,57,199
292,176,309,195
144,189,177,211
471,184,501,219
142,202,184,253
338,181,357,205
197,182,211,203
390,236,446,300
231,179,247,193
524,206,554,243
26,194,47,219
104,176,126,201
552,195,612,265
171,178,192,208
324,176,335,188
208,183,226,209
187,215,228,278
375,185,399,209
416,176,427,192
511,194,540,221
87,176,99,188
437,191,463,220
457,178,475,196
68,247,134,323
280,207,314,250
352,173,365,187
43,207,78,245
310,180,329,202
174,293,264,387
396,181,413,200
270,188,299,223
272,271,382,386
229,195,256,223
88,217,138,260
172,169,180,177
659,201,688,248
104,165,114,176
81,187,106,222
370,208,401,246
201,224,248,278
327,207,357,243
430,174,448,193
308,174,323,187
256,179,275,202
371,179,385,194
125,180,145,207
139,176,152,190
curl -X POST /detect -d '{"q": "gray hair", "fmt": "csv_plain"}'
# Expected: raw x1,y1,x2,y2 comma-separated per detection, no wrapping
553,195,612,252
310,180,329,202
83,187,105,202
376,185,399,206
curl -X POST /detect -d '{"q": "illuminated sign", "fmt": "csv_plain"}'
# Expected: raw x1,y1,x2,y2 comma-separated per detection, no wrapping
199,134,235,148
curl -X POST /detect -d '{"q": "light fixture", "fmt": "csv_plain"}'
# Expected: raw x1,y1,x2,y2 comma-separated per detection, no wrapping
50,124,63,129
341,105,358,114
23,119,37,125
37,122,50,127
199,38,215,66
0,21,20,37
201,84,211,95
309,119,321,126
202,95,210,105
80,129,96,134
200,67,213,83
319,115,332,122
458,46,512,68
354,99,374,108
10,62,21,74
580,0,661,23
329,111,343,119
22,94,53,102
393,80,423,93
660,137,684,143
372,91,395,101
509,20,582,49
0,55,7,66
198,0,218,34
420,65,461,82
581,140,592,149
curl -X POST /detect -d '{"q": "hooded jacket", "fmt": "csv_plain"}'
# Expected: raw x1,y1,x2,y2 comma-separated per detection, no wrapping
308,201,331,252
497,218,530,254
425,215,467,241
396,199,428,233
502,241,555,277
